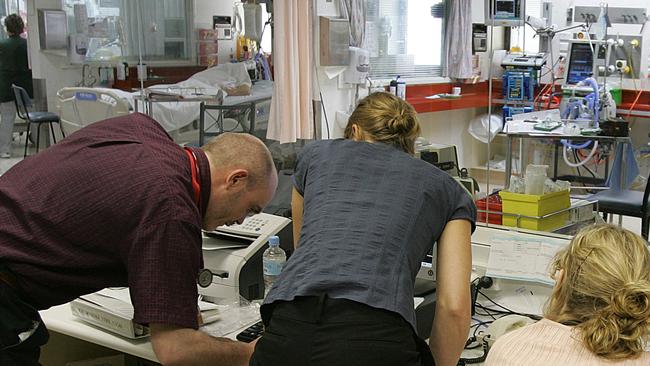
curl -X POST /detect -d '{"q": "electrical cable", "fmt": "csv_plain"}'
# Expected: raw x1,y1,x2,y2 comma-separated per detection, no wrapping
573,149,584,178
563,141,599,168
477,291,542,320
310,42,331,141
319,91,331,140
575,149,597,179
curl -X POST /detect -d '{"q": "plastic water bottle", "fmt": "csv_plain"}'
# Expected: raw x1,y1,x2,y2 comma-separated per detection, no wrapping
396,75,406,100
389,78,397,95
262,236,286,296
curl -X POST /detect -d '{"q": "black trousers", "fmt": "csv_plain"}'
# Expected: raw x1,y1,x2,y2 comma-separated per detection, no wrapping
250,295,435,366
0,280,49,366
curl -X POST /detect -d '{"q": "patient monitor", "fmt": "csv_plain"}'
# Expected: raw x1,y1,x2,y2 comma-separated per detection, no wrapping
200,213,291,302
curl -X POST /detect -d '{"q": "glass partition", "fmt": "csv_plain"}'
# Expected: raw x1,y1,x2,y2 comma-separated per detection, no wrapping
62,0,193,63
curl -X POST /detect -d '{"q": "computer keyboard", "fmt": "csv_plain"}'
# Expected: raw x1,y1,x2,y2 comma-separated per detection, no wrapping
236,321,264,342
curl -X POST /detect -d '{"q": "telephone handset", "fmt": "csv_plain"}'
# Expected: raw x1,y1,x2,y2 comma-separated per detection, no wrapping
485,314,535,344
459,315,535,365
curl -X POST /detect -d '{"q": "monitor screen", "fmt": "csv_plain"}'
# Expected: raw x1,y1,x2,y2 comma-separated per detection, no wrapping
496,1,515,14
566,43,594,85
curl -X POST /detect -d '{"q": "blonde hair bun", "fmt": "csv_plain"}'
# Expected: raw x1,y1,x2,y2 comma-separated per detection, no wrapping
386,108,416,135
610,282,650,320
344,92,421,155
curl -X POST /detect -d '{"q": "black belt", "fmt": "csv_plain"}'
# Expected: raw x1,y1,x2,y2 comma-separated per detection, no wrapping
265,295,406,326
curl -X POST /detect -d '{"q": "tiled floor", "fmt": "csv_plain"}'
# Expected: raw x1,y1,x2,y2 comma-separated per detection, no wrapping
0,132,33,175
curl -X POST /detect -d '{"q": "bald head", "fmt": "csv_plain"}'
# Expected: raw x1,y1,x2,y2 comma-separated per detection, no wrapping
201,133,276,186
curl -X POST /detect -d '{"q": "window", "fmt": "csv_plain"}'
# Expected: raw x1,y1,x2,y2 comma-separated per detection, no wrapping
366,0,445,80
508,0,541,53
63,0,193,62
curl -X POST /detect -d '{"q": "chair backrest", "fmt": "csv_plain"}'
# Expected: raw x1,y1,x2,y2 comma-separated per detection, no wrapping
11,84,32,121
643,168,650,215
56,87,130,135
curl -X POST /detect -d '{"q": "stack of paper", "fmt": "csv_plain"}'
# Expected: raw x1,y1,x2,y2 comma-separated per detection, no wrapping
71,288,220,339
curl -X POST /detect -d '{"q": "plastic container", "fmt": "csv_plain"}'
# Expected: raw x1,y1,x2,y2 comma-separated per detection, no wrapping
499,190,570,231
524,164,548,195
396,76,406,100
476,194,502,225
262,236,286,296
389,78,397,95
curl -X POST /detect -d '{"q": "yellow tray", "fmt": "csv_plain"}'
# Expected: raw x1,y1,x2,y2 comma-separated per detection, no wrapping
499,190,570,231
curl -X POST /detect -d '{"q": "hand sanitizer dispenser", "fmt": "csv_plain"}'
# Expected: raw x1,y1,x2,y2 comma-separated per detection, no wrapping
343,46,370,84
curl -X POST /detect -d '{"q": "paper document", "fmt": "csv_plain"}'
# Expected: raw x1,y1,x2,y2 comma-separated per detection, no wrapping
486,233,568,285
83,288,219,320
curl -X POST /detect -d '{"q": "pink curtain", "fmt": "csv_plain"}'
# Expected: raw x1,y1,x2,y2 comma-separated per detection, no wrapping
266,0,314,143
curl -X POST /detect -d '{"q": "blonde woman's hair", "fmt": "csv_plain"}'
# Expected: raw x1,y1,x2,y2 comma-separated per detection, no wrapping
344,92,421,155
545,224,650,359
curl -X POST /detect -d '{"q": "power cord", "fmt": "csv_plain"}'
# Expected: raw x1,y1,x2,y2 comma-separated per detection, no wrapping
459,277,542,365
458,336,490,365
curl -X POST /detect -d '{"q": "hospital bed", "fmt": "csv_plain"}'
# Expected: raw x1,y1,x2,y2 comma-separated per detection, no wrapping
56,63,272,141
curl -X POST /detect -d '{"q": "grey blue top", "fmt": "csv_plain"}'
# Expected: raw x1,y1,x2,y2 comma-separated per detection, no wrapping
264,139,476,329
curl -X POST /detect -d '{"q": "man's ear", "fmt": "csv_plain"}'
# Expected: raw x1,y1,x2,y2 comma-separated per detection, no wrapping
226,169,249,190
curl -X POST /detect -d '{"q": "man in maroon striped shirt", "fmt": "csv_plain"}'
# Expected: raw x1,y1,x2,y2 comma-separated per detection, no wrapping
0,113,278,365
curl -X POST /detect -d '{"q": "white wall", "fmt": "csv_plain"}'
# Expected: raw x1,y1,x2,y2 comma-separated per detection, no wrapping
27,0,82,112
313,0,503,139
419,108,490,170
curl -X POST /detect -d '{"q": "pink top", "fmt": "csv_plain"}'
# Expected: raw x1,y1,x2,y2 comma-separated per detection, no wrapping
485,318,650,366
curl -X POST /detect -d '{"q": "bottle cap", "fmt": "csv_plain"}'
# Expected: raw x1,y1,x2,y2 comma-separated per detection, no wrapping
268,236,279,246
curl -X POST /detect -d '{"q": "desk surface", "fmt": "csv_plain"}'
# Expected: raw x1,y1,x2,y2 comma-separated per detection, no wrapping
501,132,631,142
40,304,158,362
40,304,255,363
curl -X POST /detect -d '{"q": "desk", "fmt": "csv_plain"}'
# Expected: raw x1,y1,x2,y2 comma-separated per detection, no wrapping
502,132,632,189
39,304,255,365
39,226,561,365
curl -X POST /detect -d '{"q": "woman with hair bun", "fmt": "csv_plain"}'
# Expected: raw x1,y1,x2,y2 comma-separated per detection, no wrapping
486,224,650,365
250,92,477,366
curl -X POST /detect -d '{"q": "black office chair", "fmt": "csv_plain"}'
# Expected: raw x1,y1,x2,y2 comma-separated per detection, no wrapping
590,174,650,239
12,84,65,158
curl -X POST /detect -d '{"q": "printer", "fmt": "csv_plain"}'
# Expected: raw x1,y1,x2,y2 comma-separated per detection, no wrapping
415,140,460,177
199,213,291,302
